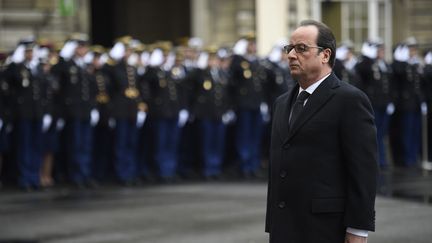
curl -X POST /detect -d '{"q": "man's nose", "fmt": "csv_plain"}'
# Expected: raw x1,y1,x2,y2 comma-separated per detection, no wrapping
287,49,297,59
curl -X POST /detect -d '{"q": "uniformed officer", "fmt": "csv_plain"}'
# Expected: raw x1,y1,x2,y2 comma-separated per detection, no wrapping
177,39,201,179
86,45,114,182
341,40,358,76
36,40,61,188
0,52,12,188
423,51,432,162
142,44,186,182
334,43,359,84
108,36,147,185
391,38,425,167
262,41,294,111
229,34,268,178
354,40,395,168
190,46,232,179
4,38,44,190
260,41,293,169
53,34,99,188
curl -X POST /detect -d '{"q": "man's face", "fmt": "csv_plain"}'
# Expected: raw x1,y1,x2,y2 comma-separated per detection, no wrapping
208,55,220,68
377,46,385,60
409,46,418,58
75,45,88,58
92,55,102,69
286,25,327,81
247,40,256,55
24,49,33,61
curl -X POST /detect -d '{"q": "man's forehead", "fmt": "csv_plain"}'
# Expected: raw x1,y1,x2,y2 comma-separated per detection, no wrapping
290,25,318,42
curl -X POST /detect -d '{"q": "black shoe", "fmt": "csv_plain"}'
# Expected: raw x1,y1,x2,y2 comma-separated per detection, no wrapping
85,179,100,189
21,185,33,192
140,175,157,184
119,179,134,187
132,178,143,186
159,176,179,184
74,181,87,190
205,174,221,182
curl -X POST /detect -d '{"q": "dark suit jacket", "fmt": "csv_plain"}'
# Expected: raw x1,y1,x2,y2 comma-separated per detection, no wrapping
266,73,378,243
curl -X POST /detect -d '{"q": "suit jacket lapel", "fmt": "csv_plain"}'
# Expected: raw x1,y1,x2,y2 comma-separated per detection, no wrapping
283,73,340,146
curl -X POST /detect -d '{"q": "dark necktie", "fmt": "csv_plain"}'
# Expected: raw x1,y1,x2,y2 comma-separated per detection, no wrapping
290,90,310,125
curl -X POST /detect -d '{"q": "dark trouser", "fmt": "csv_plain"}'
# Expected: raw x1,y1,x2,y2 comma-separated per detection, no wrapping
235,109,263,174
0,124,9,152
153,118,180,179
15,119,43,187
93,123,113,181
401,111,421,166
65,120,93,183
178,121,199,177
374,108,390,167
113,119,138,182
199,119,226,177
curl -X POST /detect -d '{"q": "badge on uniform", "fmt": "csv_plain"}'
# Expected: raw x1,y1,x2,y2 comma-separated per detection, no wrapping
124,87,139,99
243,69,252,79
241,61,252,79
21,70,30,87
203,80,212,90
96,92,109,104
159,79,167,88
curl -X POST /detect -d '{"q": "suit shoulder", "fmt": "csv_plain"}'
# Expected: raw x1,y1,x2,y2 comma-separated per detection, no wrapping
274,91,290,105
336,81,373,110
338,80,368,98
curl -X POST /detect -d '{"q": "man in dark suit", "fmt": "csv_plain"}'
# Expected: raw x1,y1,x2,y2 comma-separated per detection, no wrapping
265,20,378,243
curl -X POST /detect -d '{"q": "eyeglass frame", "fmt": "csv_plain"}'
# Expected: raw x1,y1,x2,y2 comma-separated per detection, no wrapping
283,43,324,54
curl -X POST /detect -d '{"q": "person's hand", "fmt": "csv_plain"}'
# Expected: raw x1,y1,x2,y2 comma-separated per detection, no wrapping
178,109,189,127
56,118,65,131
136,111,147,128
386,102,395,115
42,114,53,132
222,110,236,125
421,102,428,115
345,232,367,243
260,102,271,123
90,109,100,127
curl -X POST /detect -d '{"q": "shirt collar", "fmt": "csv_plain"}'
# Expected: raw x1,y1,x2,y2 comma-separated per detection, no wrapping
299,72,331,95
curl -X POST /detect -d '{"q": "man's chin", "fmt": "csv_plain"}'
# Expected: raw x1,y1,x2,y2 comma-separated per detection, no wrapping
290,71,300,80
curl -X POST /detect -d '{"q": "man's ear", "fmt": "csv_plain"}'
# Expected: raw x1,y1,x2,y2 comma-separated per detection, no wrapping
322,49,331,64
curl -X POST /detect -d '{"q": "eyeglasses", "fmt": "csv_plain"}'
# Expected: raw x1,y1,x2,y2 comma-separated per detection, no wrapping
283,43,324,54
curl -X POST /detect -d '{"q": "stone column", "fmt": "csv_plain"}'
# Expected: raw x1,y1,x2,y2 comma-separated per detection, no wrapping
191,0,211,44
368,0,379,40
255,0,288,56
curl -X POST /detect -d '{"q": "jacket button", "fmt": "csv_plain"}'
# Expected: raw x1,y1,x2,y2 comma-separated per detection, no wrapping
280,170,287,178
278,201,286,209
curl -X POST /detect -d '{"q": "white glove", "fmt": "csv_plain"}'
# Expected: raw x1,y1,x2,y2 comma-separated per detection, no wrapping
136,111,147,128
386,103,395,115
178,109,189,127
421,102,428,115
90,109,100,127
222,110,236,125
260,102,271,123
42,114,53,132
108,118,116,129
56,118,65,131
0,118,3,131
